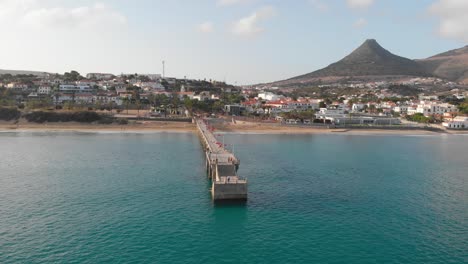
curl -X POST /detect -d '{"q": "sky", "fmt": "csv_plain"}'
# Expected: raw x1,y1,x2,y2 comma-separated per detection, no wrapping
0,0,467,84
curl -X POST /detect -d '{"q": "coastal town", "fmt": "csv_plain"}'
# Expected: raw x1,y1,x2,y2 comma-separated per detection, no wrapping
0,71,467,131
2,1,468,263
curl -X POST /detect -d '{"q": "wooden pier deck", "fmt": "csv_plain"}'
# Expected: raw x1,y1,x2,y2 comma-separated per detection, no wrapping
196,118,247,201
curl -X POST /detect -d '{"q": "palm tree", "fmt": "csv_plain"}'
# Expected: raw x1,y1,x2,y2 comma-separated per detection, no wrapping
54,93,59,107
136,99,141,119
122,97,130,115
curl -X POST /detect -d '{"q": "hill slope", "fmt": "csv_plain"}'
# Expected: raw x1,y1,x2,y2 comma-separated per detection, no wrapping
0,69,51,76
290,39,428,81
417,46,468,84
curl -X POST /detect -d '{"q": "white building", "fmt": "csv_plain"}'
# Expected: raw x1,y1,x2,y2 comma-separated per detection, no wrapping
286,101,318,111
134,81,165,91
318,107,346,116
407,106,418,115
38,86,52,95
76,80,97,87
145,74,162,81
443,116,468,130
393,105,409,114
352,103,366,112
258,92,281,101
59,84,94,94
333,116,401,126
416,103,457,116
193,92,210,101
93,94,121,105
54,93,94,104
54,94,73,103
74,94,94,104
263,100,317,113
315,108,347,123
86,73,114,80
6,83,29,91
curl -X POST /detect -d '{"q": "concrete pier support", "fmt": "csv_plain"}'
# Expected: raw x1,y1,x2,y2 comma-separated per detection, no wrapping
195,118,248,201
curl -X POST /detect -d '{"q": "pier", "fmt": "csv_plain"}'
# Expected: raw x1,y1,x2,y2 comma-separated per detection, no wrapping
195,119,248,201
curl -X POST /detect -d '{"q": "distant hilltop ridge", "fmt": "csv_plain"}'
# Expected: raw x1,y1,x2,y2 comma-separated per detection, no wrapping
417,45,468,84
2,39,467,85
0,69,52,76
272,39,468,85
291,39,428,80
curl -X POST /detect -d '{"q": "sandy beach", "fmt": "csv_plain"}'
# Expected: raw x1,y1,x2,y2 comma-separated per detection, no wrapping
1,119,467,135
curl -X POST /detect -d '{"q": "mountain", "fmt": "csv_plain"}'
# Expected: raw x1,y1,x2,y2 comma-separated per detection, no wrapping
417,46,468,84
288,39,428,82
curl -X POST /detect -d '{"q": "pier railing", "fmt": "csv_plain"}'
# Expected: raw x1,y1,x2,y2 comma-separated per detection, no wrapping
195,118,248,201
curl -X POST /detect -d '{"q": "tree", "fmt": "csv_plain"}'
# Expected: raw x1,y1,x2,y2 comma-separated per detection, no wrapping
458,99,468,114
64,71,82,82
64,101,74,110
407,113,431,123
184,97,194,114
212,101,224,113
54,93,60,106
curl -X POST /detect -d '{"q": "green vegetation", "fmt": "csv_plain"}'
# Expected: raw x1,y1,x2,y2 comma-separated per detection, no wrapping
406,113,432,123
116,118,129,125
24,111,104,123
280,110,316,120
387,85,421,97
0,88,16,107
0,108,21,121
458,99,468,114
63,71,83,82
0,73,37,84
162,79,238,94
25,98,53,110
184,99,224,114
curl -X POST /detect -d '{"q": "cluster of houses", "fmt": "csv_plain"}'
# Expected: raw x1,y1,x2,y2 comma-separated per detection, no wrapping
2,73,467,129
1,72,236,108
251,77,459,91
234,90,468,129
2,73,183,106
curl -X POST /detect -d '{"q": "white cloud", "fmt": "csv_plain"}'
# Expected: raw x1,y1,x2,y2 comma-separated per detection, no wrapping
309,0,329,12
198,22,214,33
353,18,368,28
0,1,126,31
429,0,468,42
23,3,126,30
0,0,130,75
346,0,374,9
231,6,276,37
217,0,252,6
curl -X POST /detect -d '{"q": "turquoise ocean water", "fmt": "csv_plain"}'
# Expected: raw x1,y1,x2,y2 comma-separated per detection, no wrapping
0,132,466,263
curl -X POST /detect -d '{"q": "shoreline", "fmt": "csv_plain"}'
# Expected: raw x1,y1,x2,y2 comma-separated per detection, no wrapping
210,122,468,136
0,120,197,133
1,121,467,136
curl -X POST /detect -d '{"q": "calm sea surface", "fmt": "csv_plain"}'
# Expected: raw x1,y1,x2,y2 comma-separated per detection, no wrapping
0,132,466,263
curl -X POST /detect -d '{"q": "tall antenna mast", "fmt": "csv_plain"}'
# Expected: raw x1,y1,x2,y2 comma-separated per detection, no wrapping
162,60,165,78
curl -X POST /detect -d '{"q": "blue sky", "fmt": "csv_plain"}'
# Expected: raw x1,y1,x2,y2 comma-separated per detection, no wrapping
0,0,466,84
